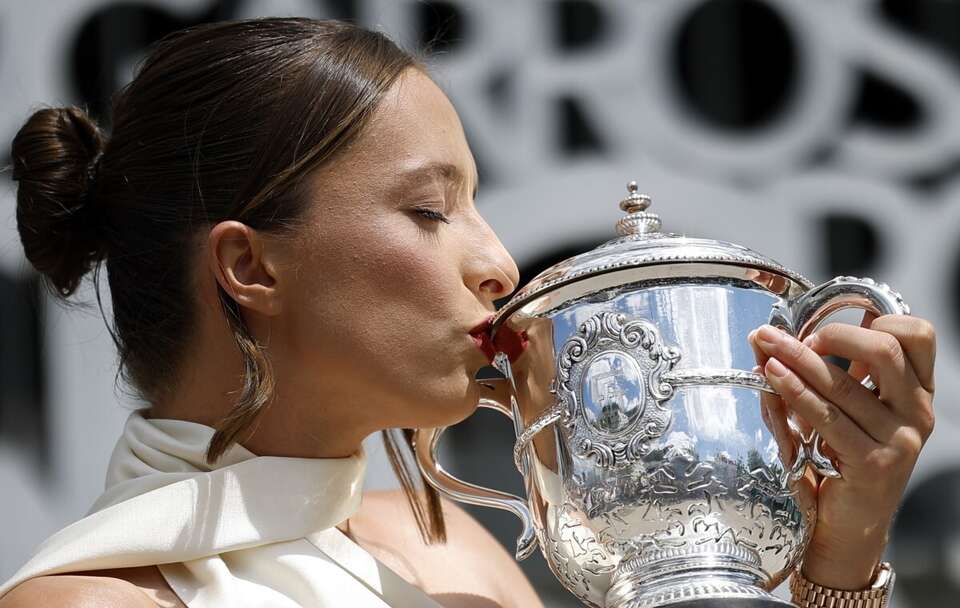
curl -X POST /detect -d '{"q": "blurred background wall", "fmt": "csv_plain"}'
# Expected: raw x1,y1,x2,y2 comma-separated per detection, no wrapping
1,1,958,606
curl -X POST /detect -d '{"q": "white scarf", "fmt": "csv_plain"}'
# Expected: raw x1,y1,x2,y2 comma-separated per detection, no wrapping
0,411,442,607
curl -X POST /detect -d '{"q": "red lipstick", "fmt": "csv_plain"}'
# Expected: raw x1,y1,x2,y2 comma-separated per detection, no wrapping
469,316,496,362
493,324,529,364
469,316,529,364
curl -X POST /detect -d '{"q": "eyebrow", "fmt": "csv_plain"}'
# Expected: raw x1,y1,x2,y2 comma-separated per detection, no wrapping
393,161,478,199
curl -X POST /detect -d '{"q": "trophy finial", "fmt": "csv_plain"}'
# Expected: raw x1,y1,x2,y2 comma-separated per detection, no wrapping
616,181,660,235
620,181,651,213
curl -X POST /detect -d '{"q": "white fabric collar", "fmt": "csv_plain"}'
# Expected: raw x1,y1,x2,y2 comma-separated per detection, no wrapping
0,411,441,607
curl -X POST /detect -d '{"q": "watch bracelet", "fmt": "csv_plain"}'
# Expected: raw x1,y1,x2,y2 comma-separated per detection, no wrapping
789,563,891,608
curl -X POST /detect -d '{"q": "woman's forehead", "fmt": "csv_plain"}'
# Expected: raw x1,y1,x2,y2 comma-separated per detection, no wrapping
329,70,477,186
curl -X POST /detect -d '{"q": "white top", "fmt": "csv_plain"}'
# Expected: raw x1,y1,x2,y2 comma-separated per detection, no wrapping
0,412,442,607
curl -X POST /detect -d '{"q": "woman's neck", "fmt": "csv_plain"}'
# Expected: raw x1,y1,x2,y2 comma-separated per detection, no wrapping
147,320,368,460
149,382,368,460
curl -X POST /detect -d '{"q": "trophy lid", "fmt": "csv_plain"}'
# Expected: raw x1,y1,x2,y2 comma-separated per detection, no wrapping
491,181,813,330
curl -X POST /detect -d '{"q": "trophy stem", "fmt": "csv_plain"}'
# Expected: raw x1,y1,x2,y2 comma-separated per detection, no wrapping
605,548,796,608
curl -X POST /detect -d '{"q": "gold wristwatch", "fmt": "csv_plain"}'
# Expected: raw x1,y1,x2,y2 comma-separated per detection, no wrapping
790,562,895,608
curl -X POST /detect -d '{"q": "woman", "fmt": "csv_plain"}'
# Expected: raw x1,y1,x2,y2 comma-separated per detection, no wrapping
0,17,935,608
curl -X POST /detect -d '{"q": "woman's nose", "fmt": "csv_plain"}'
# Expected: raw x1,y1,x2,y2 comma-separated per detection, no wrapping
476,256,518,300
469,227,519,302
478,274,513,300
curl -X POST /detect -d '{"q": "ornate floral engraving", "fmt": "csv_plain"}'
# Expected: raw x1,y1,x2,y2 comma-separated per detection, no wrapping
544,502,615,607
557,312,681,468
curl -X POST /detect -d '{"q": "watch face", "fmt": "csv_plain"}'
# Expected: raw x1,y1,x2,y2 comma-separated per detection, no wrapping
891,468,960,607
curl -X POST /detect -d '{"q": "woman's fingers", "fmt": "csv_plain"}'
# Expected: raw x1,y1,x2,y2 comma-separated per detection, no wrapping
759,389,798,468
750,329,802,467
764,356,879,462
844,312,876,383
864,315,936,393
748,328,770,370
750,329,814,439
805,321,932,431
754,325,900,443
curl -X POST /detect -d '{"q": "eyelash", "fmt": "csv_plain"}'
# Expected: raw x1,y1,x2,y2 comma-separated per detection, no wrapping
413,208,451,224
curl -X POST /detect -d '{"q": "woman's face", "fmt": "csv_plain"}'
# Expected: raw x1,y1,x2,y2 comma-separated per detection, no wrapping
272,68,519,433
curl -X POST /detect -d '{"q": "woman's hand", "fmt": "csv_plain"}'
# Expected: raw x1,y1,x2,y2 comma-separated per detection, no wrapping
749,314,936,590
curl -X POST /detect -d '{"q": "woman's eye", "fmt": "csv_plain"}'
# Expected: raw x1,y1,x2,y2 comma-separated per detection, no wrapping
413,208,451,224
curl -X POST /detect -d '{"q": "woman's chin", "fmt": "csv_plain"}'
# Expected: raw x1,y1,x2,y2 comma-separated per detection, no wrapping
430,396,478,428
407,380,480,428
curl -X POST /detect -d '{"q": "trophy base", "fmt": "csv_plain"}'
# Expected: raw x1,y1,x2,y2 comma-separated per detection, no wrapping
606,580,794,608
606,576,794,608
660,600,792,608
605,547,795,608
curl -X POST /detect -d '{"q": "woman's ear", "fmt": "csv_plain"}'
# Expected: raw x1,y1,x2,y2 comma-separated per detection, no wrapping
208,221,282,316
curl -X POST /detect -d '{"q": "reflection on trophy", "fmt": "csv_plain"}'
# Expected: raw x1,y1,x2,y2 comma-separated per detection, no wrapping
415,182,909,607
589,357,642,434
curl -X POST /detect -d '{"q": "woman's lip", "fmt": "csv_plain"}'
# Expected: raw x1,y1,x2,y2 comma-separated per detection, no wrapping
468,315,496,362
467,315,494,336
467,315,528,365
471,332,497,362
492,324,529,364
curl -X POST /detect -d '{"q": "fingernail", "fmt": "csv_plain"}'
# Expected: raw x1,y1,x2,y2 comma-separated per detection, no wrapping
756,325,782,350
751,365,762,374
766,357,789,378
802,333,817,347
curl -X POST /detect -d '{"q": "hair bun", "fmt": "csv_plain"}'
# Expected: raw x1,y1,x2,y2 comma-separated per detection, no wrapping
12,106,106,297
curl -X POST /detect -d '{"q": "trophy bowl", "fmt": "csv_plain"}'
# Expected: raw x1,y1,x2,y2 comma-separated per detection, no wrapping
414,182,909,608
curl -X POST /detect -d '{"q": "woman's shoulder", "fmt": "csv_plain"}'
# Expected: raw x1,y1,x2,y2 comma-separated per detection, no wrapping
0,567,184,608
357,488,516,561
353,489,543,608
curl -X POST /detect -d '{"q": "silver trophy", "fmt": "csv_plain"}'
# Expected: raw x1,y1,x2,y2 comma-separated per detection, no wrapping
414,182,909,607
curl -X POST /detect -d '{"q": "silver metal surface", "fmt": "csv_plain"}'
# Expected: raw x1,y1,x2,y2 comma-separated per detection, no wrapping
415,182,910,607
413,383,539,560
509,285,814,607
616,181,661,236
491,183,814,332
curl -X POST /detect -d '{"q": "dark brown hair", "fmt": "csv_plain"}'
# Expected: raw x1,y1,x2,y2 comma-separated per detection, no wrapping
11,18,445,543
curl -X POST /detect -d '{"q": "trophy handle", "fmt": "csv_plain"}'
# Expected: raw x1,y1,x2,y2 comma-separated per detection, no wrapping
412,377,538,561
777,275,911,480
790,275,911,391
